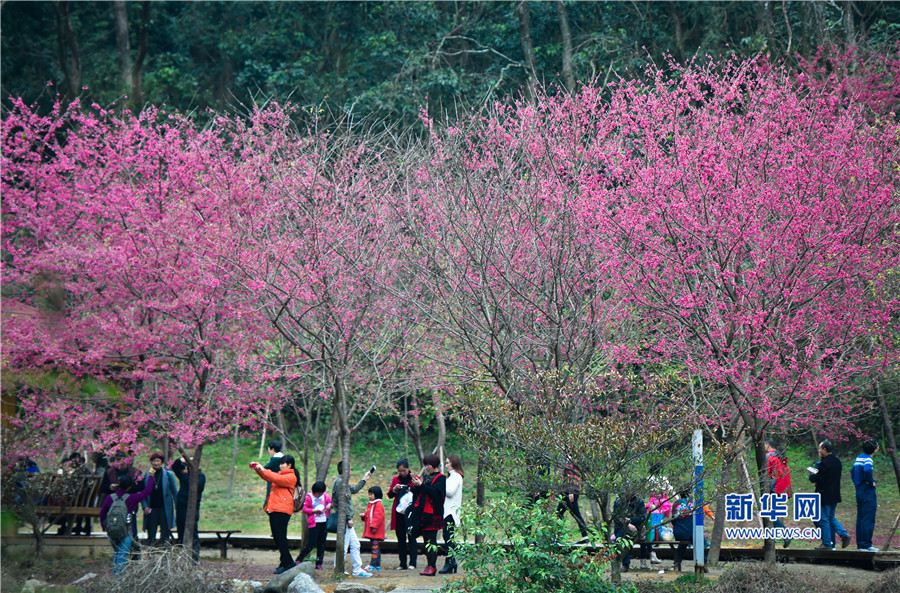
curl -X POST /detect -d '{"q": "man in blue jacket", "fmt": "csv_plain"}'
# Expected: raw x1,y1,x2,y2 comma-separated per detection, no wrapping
851,439,879,551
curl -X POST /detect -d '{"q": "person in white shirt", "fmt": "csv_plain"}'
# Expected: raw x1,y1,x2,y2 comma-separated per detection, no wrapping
440,454,464,574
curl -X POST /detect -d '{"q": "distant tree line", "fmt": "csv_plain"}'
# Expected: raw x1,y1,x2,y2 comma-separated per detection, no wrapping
3,1,899,125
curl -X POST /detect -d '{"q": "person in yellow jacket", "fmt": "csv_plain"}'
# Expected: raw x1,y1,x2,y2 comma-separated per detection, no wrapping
251,455,299,574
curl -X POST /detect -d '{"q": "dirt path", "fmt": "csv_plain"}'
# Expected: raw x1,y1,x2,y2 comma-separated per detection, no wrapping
207,547,891,591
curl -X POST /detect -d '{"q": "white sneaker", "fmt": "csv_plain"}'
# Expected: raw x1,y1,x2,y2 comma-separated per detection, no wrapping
862,546,880,552
353,570,373,578
650,552,662,564
640,559,648,570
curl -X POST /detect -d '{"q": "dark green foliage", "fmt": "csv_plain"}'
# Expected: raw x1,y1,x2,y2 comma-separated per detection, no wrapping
4,1,899,125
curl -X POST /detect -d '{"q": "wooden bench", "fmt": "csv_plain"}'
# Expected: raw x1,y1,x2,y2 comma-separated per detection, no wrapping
36,476,104,535
199,530,242,558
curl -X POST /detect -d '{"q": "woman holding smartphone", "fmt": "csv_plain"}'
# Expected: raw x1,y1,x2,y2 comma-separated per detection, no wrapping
250,455,299,574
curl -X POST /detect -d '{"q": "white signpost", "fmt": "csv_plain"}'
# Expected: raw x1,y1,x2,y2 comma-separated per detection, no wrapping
692,429,705,575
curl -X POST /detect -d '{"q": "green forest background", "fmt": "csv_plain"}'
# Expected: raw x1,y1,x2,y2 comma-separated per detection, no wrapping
3,1,899,127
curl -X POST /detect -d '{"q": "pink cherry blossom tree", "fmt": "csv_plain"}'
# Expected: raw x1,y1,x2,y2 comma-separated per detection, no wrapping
223,108,420,573
580,57,900,561
2,99,284,546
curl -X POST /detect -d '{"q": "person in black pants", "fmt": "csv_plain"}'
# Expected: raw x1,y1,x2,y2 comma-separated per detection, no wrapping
294,481,331,568
250,455,300,574
556,464,589,541
387,458,418,570
614,493,646,573
410,454,446,576
172,457,205,562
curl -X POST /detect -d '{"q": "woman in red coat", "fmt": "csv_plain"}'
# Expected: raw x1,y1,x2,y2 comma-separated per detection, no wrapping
250,455,299,574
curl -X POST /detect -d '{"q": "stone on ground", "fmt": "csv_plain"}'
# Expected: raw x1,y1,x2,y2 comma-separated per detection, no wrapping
262,563,313,593
333,584,383,593
286,573,325,593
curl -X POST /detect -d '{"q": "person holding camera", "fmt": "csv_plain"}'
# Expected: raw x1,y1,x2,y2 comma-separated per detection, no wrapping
388,458,419,570
410,454,446,576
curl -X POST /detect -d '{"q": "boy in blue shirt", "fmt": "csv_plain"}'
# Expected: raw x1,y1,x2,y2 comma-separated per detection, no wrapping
851,439,879,551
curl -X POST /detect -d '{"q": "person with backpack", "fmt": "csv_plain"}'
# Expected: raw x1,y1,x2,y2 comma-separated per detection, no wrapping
250,455,300,575
409,454,446,576
99,466,156,575
387,458,419,570
764,438,793,548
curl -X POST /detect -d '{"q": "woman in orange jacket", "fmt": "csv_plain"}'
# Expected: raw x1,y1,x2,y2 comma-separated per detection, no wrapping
250,455,299,574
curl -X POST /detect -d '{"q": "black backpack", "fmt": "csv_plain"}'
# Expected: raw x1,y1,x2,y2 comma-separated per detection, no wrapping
107,493,131,539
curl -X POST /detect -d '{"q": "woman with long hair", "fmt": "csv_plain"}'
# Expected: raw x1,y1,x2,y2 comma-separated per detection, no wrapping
387,458,419,570
250,454,300,574
410,453,446,576
440,454,464,574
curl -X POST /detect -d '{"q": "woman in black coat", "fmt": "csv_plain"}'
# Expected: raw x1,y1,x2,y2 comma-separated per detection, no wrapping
410,453,446,576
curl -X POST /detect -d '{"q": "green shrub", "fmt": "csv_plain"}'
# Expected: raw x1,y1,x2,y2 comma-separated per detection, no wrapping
442,497,633,593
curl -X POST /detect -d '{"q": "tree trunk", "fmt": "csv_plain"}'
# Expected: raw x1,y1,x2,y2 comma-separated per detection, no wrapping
33,521,45,560
707,458,731,566
53,1,82,100
431,390,447,459
315,411,341,482
130,0,150,107
884,509,900,552
228,424,238,498
669,2,686,62
754,439,776,563
555,1,575,92
874,382,900,497
842,1,857,48
333,376,351,576
475,453,486,544
407,392,426,466
756,1,776,51
112,1,132,93
516,1,538,101
276,409,288,441
178,443,203,552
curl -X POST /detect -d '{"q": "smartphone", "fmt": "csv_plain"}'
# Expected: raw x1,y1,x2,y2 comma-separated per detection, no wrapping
370,465,377,474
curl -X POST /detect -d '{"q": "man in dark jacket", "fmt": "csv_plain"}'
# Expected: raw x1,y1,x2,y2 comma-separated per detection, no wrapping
614,493,647,572
172,457,206,562
262,440,284,507
808,440,850,550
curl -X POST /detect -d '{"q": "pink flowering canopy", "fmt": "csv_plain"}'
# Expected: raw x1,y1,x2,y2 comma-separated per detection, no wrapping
2,52,898,466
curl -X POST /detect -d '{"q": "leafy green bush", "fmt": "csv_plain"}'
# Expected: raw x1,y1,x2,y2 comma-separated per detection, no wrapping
442,497,633,593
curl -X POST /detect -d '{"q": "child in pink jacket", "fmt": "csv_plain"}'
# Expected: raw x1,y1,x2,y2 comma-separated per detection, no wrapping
294,481,331,569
